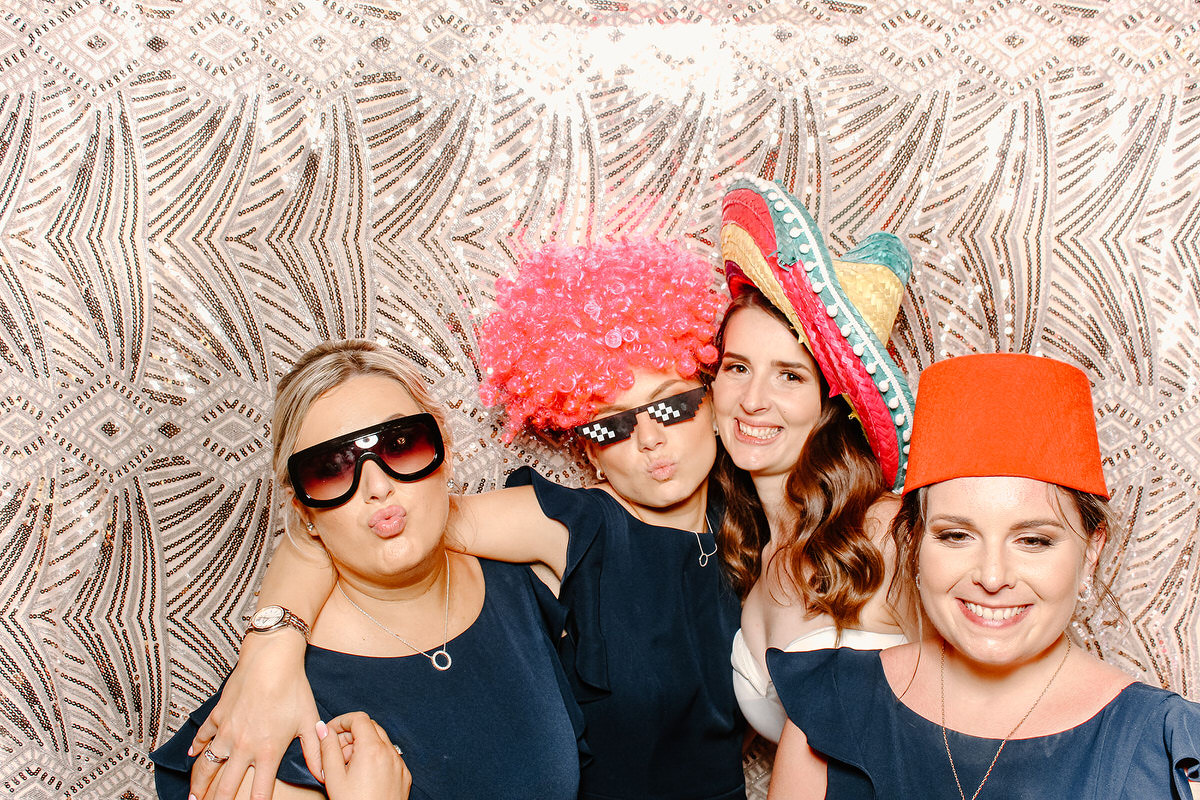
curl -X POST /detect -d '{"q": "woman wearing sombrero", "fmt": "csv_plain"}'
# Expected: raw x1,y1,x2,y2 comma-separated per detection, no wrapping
714,177,917,744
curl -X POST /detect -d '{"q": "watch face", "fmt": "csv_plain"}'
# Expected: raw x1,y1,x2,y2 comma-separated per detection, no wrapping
252,606,284,628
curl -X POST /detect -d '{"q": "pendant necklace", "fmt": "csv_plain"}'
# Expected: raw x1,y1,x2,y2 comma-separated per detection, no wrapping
628,503,715,567
337,550,453,671
939,636,1071,800
628,503,710,566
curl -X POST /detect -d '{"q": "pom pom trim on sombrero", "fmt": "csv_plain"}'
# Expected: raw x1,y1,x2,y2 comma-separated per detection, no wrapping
720,176,915,492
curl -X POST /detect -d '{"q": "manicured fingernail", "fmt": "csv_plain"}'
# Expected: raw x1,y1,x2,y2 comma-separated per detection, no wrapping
189,795,198,800
187,745,194,756
315,720,327,740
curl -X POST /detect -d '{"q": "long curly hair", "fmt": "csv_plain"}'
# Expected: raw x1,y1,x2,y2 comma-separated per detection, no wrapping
477,238,727,440
714,289,890,623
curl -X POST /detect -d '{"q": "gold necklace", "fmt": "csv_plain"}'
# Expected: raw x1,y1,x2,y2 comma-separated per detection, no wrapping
939,636,1071,800
337,550,453,671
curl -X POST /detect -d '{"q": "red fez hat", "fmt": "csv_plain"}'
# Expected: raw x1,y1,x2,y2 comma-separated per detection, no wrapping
903,353,1108,498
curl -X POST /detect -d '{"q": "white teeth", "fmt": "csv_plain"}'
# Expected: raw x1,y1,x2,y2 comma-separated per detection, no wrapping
964,601,1027,621
737,420,781,440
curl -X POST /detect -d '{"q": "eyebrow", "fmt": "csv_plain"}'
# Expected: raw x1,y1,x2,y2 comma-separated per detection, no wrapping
593,380,688,416
722,350,815,373
927,514,1069,532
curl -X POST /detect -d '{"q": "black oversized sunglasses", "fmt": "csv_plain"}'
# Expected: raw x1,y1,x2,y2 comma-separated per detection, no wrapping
288,413,446,508
574,386,708,446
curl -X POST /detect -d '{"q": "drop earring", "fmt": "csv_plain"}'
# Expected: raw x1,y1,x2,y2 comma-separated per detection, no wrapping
1077,576,1094,603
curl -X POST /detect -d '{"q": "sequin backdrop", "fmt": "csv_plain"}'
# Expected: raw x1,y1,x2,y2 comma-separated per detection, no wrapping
1,0,1199,796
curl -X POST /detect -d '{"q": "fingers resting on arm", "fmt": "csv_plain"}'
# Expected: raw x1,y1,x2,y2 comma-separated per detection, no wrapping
318,713,411,800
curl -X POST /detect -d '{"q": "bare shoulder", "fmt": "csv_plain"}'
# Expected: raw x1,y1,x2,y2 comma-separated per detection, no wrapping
879,640,922,673
865,493,901,539
1066,648,1136,694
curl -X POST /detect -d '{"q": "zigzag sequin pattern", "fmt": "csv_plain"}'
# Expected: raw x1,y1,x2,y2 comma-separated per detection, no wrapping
0,2,1198,798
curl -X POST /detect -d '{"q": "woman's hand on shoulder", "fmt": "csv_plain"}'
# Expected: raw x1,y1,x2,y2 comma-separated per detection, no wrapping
189,633,321,800
318,714,411,800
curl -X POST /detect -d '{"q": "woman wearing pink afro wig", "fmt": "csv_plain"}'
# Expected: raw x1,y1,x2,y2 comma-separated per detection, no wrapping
184,238,748,800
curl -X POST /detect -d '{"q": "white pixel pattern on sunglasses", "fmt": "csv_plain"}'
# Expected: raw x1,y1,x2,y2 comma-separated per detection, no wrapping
579,423,617,442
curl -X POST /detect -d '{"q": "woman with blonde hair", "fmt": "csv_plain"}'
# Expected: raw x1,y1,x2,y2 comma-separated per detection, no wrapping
152,339,582,799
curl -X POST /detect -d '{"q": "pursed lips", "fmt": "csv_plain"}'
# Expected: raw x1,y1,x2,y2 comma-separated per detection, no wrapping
646,459,677,481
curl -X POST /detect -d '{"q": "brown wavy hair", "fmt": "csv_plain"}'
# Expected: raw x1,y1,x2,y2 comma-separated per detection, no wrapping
713,289,890,626
887,484,1125,635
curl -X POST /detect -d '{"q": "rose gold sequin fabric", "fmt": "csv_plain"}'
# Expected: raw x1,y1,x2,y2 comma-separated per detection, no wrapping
0,2,1198,797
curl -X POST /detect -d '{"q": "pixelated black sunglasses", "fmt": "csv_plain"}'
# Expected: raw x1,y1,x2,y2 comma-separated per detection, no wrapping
574,386,708,446
288,413,446,508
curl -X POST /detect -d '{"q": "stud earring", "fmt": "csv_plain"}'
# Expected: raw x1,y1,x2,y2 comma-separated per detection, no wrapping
305,521,315,532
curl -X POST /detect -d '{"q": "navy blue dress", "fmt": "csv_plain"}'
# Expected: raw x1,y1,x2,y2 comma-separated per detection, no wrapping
507,467,745,800
767,647,1200,799
152,558,583,800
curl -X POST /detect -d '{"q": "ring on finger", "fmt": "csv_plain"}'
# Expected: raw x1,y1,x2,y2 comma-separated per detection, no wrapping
393,744,403,756
202,747,230,764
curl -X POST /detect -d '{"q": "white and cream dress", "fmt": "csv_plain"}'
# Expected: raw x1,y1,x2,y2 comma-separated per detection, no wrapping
731,625,907,743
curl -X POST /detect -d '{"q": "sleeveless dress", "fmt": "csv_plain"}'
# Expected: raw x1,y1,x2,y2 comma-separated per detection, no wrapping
767,647,1200,799
507,467,746,800
152,558,583,800
731,626,906,742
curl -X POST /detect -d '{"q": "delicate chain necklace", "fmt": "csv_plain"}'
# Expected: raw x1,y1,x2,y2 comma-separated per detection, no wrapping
337,550,453,671
627,502,714,567
939,636,1071,800
693,529,716,567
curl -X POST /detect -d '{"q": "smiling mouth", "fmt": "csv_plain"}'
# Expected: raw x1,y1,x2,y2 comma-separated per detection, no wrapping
962,601,1031,622
736,420,782,441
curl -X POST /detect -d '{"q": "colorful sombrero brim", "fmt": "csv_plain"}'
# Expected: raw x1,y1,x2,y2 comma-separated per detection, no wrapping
720,177,915,492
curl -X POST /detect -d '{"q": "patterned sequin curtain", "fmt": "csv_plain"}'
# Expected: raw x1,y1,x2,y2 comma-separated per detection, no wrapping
1,1,1198,796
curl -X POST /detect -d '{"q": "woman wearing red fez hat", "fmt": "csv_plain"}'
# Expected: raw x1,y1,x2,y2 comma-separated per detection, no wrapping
767,353,1200,799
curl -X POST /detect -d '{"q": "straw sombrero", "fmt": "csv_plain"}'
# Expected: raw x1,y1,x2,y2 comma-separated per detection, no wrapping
720,177,915,492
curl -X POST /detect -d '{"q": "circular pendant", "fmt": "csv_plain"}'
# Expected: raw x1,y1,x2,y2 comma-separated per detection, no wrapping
431,649,452,671
698,553,710,567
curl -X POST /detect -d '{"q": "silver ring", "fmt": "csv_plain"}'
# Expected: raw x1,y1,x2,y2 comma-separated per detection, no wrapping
202,747,230,764
393,744,403,756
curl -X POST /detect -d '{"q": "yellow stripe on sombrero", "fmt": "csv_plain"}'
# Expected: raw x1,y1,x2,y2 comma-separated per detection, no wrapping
830,259,904,344
720,223,811,350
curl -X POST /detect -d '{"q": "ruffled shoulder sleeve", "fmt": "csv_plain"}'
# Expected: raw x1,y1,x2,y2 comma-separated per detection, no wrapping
1163,692,1200,792
503,466,616,699
1088,682,1200,798
765,646,884,772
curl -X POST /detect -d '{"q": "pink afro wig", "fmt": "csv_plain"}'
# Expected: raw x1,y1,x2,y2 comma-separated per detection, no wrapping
478,238,728,440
